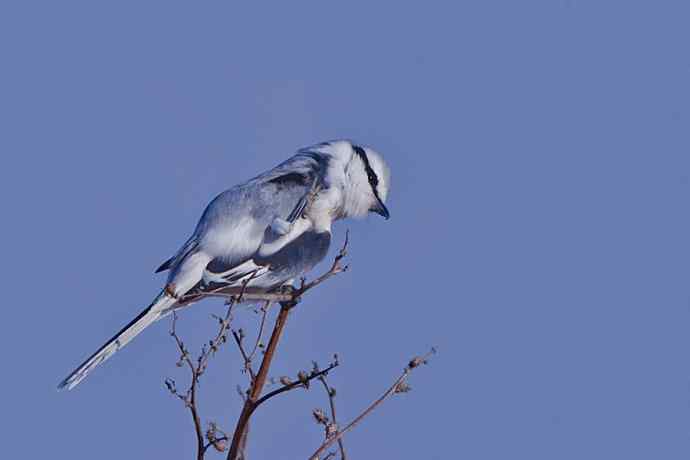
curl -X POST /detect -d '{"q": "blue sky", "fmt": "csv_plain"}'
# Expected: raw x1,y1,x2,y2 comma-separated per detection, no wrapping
1,1,689,459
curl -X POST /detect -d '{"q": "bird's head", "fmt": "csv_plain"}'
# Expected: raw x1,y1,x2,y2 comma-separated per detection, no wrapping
305,140,391,220
335,141,391,220
349,143,391,219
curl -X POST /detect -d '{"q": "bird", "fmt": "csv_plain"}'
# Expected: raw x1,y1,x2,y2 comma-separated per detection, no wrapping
58,140,391,390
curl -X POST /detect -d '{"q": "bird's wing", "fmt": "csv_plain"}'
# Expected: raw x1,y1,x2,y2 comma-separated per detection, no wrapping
160,151,327,292
200,228,332,292
199,183,320,288
252,229,332,288
59,150,330,390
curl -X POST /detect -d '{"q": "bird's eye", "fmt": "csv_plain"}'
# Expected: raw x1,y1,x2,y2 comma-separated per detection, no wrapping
368,173,378,184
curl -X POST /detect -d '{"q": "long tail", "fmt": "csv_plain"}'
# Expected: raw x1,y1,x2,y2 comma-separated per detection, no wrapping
57,291,177,391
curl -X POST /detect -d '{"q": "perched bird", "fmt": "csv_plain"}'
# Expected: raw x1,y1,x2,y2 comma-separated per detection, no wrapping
58,140,391,390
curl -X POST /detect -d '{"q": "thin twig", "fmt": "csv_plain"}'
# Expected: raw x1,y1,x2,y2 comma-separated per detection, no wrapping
255,361,339,408
231,301,271,384
307,348,436,460
169,312,207,460
166,276,254,459
198,303,235,377
298,230,349,294
202,423,229,455
248,301,270,362
202,436,229,455
232,329,256,382
318,373,347,460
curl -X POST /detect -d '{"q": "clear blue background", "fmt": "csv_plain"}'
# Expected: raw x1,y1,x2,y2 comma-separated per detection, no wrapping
1,1,689,458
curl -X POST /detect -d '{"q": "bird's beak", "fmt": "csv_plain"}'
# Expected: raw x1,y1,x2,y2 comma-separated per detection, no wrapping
371,198,390,220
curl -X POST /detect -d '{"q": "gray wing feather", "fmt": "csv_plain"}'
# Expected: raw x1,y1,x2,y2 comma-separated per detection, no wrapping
254,230,331,285
164,151,328,283
197,152,324,236
202,230,332,291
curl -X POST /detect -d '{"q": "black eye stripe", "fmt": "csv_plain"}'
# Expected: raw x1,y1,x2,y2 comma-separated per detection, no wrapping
353,145,380,188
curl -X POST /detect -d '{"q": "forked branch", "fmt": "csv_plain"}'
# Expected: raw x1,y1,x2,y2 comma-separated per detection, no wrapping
167,232,434,460
225,233,351,460
166,278,254,460
317,372,347,460
167,301,235,460
307,348,436,460
256,358,339,408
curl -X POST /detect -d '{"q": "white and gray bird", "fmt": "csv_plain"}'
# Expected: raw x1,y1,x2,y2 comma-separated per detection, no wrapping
58,140,391,390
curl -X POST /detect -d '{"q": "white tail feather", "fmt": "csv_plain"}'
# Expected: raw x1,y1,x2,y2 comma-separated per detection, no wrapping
58,291,176,391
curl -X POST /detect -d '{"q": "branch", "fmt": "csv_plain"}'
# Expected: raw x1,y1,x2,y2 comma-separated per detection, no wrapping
168,311,208,460
248,301,270,362
166,277,254,459
297,230,349,295
202,422,229,455
231,328,256,382
225,234,351,460
226,303,290,460
230,301,271,385
307,348,436,460
180,289,296,305
255,360,339,408
317,372,347,460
